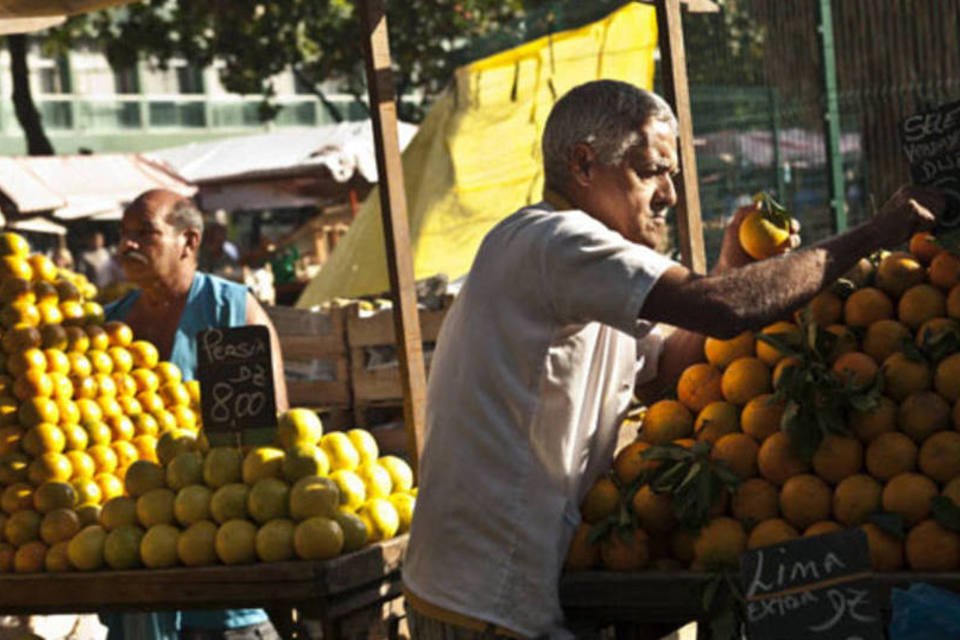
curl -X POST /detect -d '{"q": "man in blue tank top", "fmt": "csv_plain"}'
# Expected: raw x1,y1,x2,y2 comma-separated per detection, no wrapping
103,189,288,640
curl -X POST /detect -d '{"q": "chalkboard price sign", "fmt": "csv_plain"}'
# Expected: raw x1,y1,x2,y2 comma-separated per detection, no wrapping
740,529,883,640
197,326,278,434
901,100,960,229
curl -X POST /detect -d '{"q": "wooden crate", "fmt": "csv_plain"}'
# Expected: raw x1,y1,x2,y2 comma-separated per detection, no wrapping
267,305,351,409
347,296,453,405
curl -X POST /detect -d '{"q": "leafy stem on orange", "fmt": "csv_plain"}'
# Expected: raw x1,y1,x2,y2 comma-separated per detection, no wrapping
768,313,882,461
633,441,740,531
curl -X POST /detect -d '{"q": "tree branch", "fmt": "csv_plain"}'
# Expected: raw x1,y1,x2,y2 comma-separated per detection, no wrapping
293,67,345,123
8,35,55,156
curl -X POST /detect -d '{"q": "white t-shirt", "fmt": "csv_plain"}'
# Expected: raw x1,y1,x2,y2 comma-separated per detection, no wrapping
403,203,677,638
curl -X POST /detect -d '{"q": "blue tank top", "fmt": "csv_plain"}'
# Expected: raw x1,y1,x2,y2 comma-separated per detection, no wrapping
103,272,267,634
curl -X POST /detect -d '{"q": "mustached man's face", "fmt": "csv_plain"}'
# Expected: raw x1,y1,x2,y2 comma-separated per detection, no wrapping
574,118,679,250
118,198,192,284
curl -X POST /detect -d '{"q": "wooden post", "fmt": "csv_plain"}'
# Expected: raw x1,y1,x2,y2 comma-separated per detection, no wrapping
656,0,707,274
356,0,426,476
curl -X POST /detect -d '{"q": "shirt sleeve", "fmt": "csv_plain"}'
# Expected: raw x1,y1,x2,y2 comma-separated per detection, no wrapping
539,213,678,336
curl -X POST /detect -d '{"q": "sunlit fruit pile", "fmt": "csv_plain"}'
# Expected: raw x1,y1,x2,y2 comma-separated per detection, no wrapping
569,231,960,574
0,232,415,573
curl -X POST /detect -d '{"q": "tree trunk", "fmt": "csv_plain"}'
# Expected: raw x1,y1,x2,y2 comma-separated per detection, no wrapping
8,34,54,156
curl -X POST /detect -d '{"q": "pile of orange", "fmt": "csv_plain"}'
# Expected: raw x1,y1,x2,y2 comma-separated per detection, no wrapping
0,232,415,573
571,231,960,574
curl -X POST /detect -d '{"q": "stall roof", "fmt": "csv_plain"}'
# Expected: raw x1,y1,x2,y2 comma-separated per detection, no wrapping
148,120,418,186
0,154,195,220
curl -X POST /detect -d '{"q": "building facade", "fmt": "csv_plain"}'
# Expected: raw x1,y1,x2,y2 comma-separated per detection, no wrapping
0,42,369,155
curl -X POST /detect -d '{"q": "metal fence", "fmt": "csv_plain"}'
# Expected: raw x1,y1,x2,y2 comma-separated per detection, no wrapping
680,0,960,266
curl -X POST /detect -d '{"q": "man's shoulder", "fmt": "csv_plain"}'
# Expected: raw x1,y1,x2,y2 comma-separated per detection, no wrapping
195,272,248,296
486,203,605,245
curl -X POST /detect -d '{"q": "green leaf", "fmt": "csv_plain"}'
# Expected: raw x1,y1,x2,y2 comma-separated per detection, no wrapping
900,338,929,363
756,332,801,359
677,461,704,493
587,517,614,545
848,392,879,413
869,512,906,539
640,444,692,463
712,460,742,491
932,495,960,532
701,573,722,612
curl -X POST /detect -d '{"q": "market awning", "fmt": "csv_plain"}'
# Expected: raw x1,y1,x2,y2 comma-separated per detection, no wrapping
0,16,64,34
7,216,67,236
150,120,418,186
0,154,195,220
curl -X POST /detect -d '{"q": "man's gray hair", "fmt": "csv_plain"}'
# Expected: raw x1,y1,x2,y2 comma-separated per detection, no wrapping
168,199,204,235
542,80,678,192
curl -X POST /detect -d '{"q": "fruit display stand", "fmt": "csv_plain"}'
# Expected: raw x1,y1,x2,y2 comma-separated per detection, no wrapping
0,535,407,640
559,571,960,636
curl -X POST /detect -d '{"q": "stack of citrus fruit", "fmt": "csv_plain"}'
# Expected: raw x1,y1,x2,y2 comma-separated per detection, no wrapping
570,231,960,574
0,232,416,573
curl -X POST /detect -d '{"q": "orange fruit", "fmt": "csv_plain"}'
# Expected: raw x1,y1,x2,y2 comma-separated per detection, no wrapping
804,291,843,327
919,430,960,484
693,401,739,444
630,485,675,533
721,357,771,405
881,352,931,401
929,251,960,290
757,431,809,485
947,283,960,319
7,348,47,378
103,321,134,348
599,527,649,571
129,341,160,370
862,319,911,364
898,284,946,329
131,369,160,394
811,435,863,484
67,353,92,379
710,433,758,480
108,347,134,374
844,287,893,328
747,518,798,549
833,474,881,526
0,277,34,305
28,452,73,484
677,363,724,412
740,394,785,442
731,477,779,526
909,231,940,264
831,351,878,389
612,441,656,486
772,357,802,390
580,476,620,524
564,524,599,571
861,522,904,571
738,207,791,260
640,400,693,445
935,353,960,402
865,432,917,481
755,321,801,367
824,324,858,361
693,517,746,568
13,540,47,573
906,520,960,571
875,251,925,298
883,472,938,526
779,474,831,529
848,396,897,444
2,325,41,353
87,350,114,375
898,391,950,442
804,521,843,537
155,362,183,385
704,331,755,369
916,317,959,348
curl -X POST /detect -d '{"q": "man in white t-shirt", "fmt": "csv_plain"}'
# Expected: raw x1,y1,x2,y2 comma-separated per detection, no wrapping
403,80,943,639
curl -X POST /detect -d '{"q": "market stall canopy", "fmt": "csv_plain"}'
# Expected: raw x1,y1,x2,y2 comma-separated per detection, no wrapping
148,120,418,211
0,154,195,221
0,16,64,34
7,216,67,236
296,2,658,306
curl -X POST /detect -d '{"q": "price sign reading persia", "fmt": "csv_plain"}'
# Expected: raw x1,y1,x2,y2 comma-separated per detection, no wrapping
740,529,883,640
197,326,277,433
901,100,960,229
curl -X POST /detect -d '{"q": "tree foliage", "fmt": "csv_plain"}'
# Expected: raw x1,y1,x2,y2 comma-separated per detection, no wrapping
49,0,552,122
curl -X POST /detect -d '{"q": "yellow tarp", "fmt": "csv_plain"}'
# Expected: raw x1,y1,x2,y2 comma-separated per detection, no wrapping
297,2,658,307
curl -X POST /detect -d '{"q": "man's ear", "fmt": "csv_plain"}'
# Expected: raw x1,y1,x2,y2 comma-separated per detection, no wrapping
183,228,201,255
569,143,596,186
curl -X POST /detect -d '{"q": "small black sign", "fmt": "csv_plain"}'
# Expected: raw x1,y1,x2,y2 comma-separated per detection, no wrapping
197,326,277,434
901,101,960,228
740,529,883,640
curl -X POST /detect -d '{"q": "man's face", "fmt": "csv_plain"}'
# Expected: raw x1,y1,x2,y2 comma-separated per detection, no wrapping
118,199,190,283
580,118,679,249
